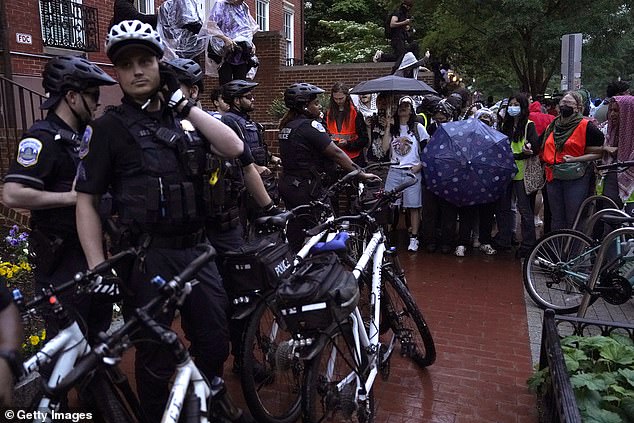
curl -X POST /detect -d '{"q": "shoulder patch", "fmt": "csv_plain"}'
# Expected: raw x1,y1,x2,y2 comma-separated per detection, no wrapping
16,138,43,167
79,125,93,159
311,120,326,133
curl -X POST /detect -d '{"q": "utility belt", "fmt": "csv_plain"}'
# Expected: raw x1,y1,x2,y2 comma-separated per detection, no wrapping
282,171,324,199
30,229,76,276
137,229,205,249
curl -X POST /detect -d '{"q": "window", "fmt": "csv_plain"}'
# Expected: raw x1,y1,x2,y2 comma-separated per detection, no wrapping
255,0,269,31
39,0,98,52
135,0,154,14
283,8,294,62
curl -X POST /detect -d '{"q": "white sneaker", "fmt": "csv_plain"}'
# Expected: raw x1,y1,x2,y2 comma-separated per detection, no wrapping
534,216,543,227
454,245,466,257
479,244,497,255
373,50,383,63
407,237,419,252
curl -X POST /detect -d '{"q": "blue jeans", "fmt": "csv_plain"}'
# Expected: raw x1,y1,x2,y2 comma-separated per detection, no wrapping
546,171,592,230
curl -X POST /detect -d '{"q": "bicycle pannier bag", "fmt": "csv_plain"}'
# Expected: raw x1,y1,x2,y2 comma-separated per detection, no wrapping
276,252,359,334
223,234,294,298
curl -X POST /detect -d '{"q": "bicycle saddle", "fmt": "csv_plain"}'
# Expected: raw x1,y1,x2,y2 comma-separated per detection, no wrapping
310,231,350,254
253,210,293,228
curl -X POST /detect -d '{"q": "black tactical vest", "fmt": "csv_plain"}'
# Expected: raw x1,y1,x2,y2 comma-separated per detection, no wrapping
223,111,268,166
106,104,210,227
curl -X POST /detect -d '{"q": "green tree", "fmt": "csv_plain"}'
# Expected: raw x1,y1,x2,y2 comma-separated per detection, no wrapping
314,20,388,63
422,0,633,97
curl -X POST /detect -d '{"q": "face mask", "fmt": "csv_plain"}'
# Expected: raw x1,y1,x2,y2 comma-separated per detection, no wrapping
559,105,574,118
507,106,521,117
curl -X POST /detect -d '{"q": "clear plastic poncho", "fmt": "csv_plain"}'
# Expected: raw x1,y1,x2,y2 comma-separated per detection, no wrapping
157,0,205,60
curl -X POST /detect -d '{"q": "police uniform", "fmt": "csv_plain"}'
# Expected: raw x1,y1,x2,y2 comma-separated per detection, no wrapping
222,111,279,210
75,97,230,422
279,116,335,249
4,113,112,342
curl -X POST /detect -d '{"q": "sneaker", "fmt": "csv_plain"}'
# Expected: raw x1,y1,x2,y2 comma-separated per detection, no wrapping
472,238,481,248
479,244,497,255
373,50,383,63
454,245,466,257
407,237,419,252
534,216,543,227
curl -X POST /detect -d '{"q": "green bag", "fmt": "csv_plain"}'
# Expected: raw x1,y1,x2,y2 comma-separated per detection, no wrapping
551,162,589,181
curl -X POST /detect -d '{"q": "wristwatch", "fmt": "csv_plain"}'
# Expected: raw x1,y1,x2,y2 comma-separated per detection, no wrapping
0,349,23,380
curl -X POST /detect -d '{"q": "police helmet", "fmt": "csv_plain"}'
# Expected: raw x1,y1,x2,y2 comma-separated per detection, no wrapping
164,58,204,90
284,83,324,110
221,80,258,102
106,20,164,63
41,55,116,109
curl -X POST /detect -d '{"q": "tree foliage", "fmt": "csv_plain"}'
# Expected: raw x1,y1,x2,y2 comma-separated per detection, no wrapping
304,0,634,98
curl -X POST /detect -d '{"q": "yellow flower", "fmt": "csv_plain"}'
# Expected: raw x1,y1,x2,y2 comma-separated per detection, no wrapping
19,261,31,271
40,329,46,341
29,335,40,346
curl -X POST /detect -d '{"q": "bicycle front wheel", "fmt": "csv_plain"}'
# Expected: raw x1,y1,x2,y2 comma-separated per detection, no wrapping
302,325,374,423
80,370,139,423
381,270,436,368
240,297,302,423
523,229,599,314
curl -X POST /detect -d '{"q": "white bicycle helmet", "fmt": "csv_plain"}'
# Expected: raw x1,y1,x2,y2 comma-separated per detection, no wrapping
106,20,164,62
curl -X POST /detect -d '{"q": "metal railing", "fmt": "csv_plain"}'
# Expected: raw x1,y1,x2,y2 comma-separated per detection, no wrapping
39,0,99,52
0,76,46,176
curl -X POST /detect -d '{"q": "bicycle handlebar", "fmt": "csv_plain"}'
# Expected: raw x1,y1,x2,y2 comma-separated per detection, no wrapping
50,244,216,395
304,172,416,237
596,160,634,172
16,248,138,311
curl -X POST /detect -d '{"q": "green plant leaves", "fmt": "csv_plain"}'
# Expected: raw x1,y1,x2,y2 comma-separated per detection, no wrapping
532,334,634,421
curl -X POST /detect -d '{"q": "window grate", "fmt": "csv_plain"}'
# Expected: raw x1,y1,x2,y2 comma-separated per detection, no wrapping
39,0,99,52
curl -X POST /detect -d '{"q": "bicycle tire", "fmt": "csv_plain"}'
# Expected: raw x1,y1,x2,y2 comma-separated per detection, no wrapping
81,370,139,423
381,270,436,368
302,325,374,423
240,297,302,423
523,229,599,314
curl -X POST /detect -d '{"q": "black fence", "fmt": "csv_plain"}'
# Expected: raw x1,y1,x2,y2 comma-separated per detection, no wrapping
39,0,99,52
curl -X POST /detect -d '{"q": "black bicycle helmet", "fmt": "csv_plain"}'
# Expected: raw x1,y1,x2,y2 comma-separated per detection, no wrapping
41,55,117,109
164,58,203,87
284,83,324,110
221,80,258,102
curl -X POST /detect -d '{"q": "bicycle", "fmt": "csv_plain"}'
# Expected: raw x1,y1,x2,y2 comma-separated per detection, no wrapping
11,249,142,423
228,167,387,423
523,161,634,315
47,244,252,423
274,172,436,422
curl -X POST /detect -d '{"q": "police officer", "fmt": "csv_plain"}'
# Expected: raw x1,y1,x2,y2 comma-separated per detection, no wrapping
0,278,22,407
75,20,243,422
164,59,281,375
2,55,117,341
279,82,378,250
221,80,280,216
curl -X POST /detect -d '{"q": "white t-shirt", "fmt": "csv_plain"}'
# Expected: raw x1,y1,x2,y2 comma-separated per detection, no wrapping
390,122,429,168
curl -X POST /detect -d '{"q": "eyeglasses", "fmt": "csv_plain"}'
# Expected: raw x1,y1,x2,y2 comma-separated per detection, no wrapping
241,93,254,100
82,90,100,103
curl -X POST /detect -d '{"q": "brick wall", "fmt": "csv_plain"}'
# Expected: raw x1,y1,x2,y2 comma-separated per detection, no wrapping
200,31,434,127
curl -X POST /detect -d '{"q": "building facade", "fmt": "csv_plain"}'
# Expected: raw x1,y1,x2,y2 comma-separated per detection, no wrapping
0,0,304,93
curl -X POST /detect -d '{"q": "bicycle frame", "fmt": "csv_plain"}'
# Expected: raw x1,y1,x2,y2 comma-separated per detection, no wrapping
22,320,90,421
161,357,210,423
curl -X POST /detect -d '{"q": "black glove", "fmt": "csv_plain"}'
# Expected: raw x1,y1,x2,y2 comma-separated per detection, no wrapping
158,63,187,110
90,270,123,302
261,201,284,217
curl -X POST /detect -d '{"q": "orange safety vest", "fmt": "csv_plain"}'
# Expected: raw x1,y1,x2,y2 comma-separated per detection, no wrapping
326,103,361,159
540,118,589,182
